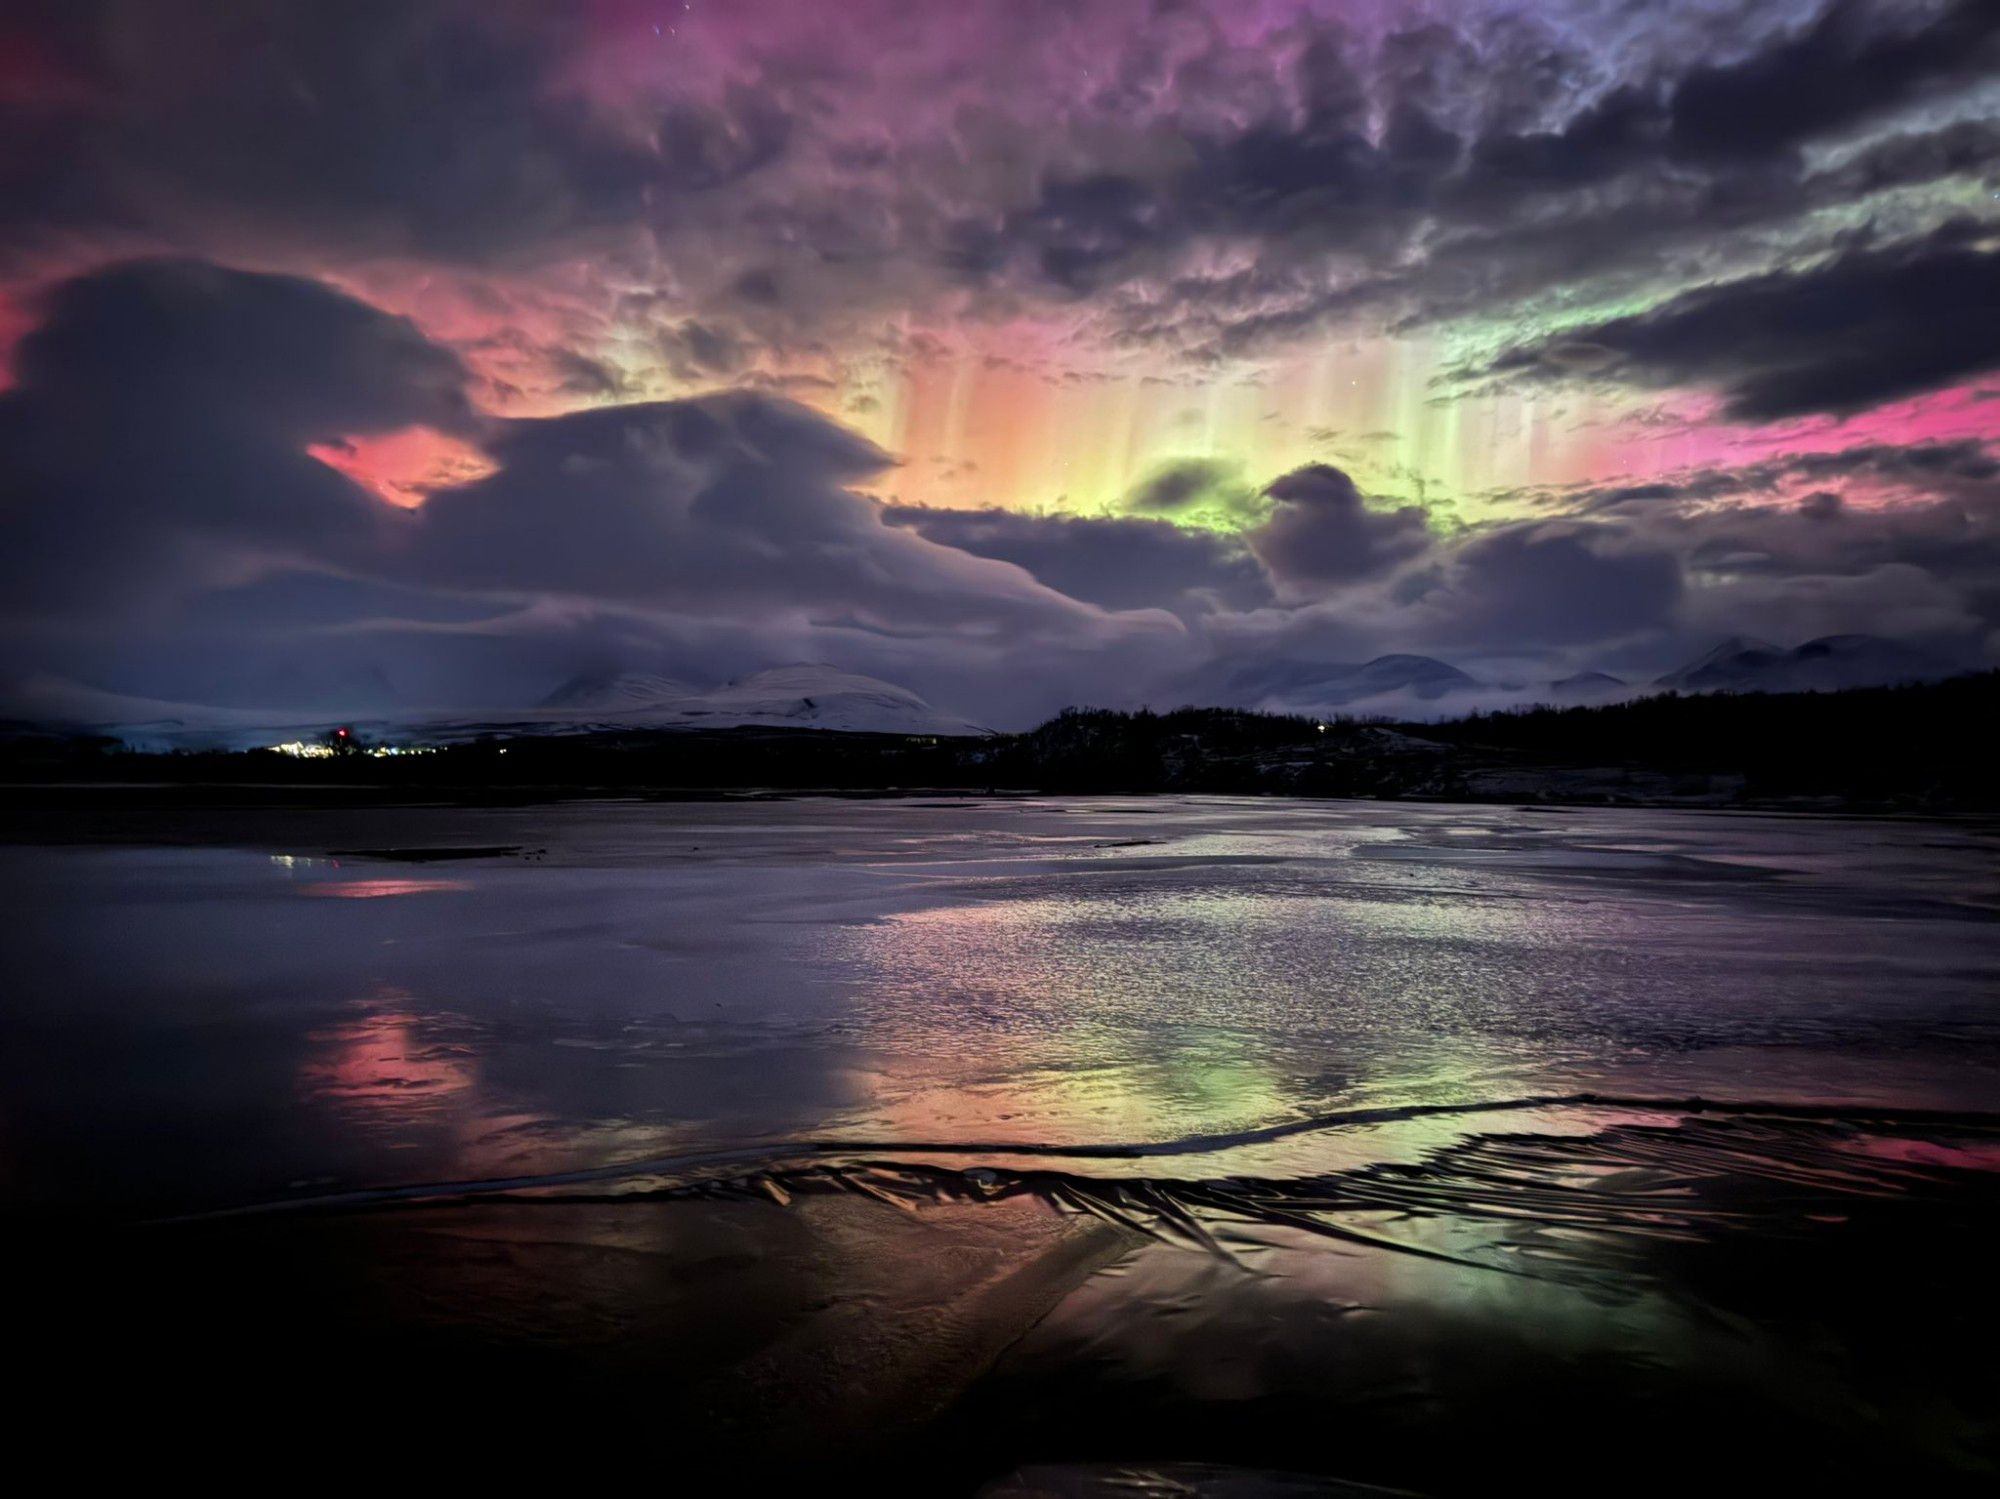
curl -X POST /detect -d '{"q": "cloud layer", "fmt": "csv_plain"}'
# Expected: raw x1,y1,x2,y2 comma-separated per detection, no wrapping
1,4,1996,721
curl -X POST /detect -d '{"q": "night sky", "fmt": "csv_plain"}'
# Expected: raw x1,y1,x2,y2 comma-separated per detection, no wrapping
2,0,1997,724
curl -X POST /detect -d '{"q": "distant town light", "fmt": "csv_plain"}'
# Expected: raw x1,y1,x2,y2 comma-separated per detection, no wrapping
267,738,437,758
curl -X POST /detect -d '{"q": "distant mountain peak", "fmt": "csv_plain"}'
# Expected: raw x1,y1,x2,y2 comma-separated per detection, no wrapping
1549,671,1626,699
1657,633,1957,694
1355,654,1478,682
1218,652,1481,713
537,671,698,712
528,664,987,737
1361,653,1459,670
1708,634,1781,658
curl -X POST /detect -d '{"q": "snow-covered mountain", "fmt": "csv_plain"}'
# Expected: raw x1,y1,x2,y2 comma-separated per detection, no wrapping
1653,636,1783,691
0,679,438,755
3,665,991,748
1547,671,1628,701
0,675,357,752
1656,635,1959,694
522,666,991,737
1219,654,1482,713
11,637,1977,754
536,672,699,713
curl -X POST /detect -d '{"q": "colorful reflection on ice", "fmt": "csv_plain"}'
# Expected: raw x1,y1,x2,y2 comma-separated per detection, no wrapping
301,878,470,899
298,1001,475,1127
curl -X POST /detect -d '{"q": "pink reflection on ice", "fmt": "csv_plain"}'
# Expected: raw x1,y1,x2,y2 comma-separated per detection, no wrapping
302,878,470,899
299,1006,474,1126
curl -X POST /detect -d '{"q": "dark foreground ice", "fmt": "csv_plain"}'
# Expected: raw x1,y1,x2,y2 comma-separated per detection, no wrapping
3,796,1996,1491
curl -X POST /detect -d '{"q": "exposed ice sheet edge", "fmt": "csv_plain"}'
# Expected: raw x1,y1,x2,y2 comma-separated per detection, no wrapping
163,1090,2000,1226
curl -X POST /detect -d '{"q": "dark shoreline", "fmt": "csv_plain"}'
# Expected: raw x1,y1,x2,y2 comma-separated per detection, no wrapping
7,671,1993,817
2,778,1994,825
7,791,1995,1492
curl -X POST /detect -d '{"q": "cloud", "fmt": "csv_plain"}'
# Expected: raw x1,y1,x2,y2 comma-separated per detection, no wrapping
1458,0,2000,189
0,258,471,619
922,1,2000,365
1122,457,1267,529
1666,0,2000,163
1425,523,1684,647
0,0,779,264
15,255,473,441
9,256,1992,722
1682,561,1979,648
1527,438,2000,517
883,505,1274,615
1477,221,2000,420
1504,437,2000,655
0,256,1192,720
4,0,1994,402
407,392,1161,641
1246,464,1433,593
1197,513,1686,681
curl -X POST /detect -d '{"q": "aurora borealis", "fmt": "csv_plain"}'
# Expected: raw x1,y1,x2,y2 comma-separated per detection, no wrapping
2,0,1997,724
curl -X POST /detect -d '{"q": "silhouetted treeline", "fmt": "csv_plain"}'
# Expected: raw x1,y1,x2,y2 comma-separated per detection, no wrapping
2,673,1993,813
974,706,1329,794
1424,672,1998,806
0,724,973,797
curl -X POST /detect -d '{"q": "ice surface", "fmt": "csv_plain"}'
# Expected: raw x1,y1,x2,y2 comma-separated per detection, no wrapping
4,797,1996,1490
3,795,1993,1211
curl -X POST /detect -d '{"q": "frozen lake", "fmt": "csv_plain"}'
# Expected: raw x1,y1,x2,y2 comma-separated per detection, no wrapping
4,796,1997,1491
5,795,1995,1212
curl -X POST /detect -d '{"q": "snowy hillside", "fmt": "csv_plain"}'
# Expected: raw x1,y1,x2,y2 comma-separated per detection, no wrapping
1656,635,1958,694
1547,671,1628,701
535,672,700,713
1219,654,1482,714
521,666,991,737
2,665,991,748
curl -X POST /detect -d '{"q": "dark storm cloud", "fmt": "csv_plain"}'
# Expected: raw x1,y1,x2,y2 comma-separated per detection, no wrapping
1168,29,1452,240
1681,463,2000,591
1666,0,2000,162
1196,514,1691,693
1461,0,2000,186
1785,437,2000,488
8,238,1999,716
1541,438,2000,515
1511,437,2000,579
1418,524,1685,648
0,257,1183,715
1123,458,1267,528
1499,437,2000,651
1479,225,2000,420
0,259,1108,641
1246,464,1433,593
882,506,1274,615
0,0,781,262
952,1,2000,364
4,0,1994,382
0,258,470,615
407,393,1135,635
15,256,473,441
1127,458,1239,515
944,22,1437,306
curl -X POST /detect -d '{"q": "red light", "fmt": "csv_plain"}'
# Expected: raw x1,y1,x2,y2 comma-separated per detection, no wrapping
336,727,349,738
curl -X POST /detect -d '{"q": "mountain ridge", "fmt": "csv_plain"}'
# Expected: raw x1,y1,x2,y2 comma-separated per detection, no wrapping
5,634,1981,751
1655,633,1958,694
4,665,993,749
